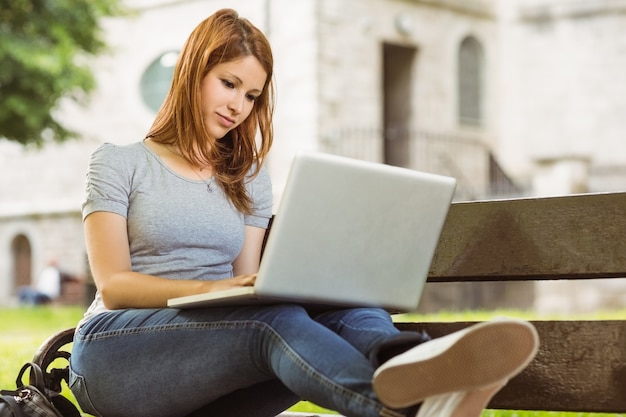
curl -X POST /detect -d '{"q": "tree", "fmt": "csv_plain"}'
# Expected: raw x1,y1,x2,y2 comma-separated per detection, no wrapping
0,0,125,146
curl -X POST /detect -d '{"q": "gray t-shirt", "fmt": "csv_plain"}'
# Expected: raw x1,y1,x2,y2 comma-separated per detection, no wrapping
80,141,273,323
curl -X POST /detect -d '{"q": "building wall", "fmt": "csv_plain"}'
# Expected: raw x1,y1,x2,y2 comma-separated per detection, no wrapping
498,0,626,190
312,0,502,200
316,0,499,134
0,0,624,311
265,0,319,193
496,0,626,313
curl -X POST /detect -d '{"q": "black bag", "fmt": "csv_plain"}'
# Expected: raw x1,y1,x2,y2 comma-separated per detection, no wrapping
0,362,81,417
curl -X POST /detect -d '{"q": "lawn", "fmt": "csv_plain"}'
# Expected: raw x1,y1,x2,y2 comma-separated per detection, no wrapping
1,306,623,417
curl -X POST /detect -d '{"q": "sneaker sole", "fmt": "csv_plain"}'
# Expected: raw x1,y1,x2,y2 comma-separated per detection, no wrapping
372,319,539,408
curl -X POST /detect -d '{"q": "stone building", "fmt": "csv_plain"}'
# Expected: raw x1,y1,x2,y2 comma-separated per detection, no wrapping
1,0,624,312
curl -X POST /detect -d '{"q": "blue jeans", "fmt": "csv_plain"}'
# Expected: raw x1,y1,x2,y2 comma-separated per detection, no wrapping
18,287,52,305
69,305,421,417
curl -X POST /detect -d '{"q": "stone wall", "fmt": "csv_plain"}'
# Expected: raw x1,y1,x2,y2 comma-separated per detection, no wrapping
1,0,624,312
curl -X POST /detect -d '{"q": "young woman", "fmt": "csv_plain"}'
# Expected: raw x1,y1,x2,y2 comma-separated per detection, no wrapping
69,8,539,417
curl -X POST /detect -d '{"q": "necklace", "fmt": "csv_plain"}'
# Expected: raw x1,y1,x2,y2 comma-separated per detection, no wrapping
163,143,214,192
191,167,214,193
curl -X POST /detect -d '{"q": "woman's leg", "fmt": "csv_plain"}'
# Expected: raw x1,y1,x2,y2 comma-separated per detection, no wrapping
70,305,537,417
373,318,540,413
313,309,539,417
185,379,300,417
312,308,430,365
70,305,394,417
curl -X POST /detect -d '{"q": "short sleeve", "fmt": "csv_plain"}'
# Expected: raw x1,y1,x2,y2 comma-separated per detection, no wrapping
245,165,273,228
81,143,132,221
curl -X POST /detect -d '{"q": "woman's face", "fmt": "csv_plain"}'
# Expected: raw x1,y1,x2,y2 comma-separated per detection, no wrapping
200,56,267,140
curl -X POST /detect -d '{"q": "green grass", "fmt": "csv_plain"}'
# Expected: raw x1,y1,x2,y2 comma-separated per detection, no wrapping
0,306,85,387
1,306,624,417
392,308,626,323
0,306,86,413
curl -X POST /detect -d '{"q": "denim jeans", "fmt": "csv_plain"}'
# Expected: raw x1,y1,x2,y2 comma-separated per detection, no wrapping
69,304,421,417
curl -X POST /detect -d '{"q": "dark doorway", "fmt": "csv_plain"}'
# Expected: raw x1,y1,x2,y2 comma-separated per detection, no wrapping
11,234,32,294
383,43,416,168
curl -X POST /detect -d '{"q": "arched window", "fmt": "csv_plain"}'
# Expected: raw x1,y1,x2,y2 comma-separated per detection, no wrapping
458,36,484,126
140,50,179,113
11,234,31,293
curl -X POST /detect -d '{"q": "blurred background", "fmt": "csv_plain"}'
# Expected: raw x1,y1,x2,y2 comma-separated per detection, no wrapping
1,0,625,314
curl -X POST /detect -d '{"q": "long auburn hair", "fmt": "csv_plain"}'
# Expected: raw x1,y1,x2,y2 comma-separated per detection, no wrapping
147,8,274,214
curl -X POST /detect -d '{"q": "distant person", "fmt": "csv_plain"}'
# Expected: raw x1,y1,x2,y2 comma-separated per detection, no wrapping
19,259,61,305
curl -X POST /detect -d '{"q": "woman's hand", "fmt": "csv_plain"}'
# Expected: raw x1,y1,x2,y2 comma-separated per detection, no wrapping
204,274,256,292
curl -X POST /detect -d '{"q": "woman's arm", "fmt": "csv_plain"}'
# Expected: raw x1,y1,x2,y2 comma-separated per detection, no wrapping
85,211,255,310
232,225,267,276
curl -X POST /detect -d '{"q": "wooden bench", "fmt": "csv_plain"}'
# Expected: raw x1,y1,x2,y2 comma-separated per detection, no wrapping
34,192,626,415
420,191,626,413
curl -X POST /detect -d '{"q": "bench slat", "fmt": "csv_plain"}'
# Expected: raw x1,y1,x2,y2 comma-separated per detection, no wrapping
429,192,626,281
397,320,626,413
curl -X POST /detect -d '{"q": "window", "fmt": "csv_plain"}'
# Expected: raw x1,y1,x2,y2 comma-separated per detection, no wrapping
458,36,484,126
140,51,179,113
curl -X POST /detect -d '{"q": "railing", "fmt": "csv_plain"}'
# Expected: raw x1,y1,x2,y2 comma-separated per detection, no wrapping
320,127,524,201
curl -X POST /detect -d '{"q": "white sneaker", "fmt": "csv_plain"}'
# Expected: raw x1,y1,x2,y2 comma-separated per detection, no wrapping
373,318,539,409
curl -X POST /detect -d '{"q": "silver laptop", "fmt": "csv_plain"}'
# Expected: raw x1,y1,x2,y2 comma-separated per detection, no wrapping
168,151,456,312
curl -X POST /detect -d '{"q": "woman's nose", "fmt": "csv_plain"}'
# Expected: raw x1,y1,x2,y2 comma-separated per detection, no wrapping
228,94,244,114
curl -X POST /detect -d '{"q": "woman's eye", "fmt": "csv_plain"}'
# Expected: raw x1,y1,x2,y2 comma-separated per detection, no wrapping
246,94,258,102
222,79,235,89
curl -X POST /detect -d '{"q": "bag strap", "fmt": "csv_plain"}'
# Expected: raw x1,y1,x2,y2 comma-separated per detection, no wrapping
1,391,28,417
15,363,46,391
50,394,82,417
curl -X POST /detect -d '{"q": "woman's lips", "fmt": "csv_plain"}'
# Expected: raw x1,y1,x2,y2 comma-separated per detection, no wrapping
217,113,235,128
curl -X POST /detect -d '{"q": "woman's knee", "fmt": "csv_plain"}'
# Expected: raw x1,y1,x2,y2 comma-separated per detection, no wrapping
314,307,395,331
246,304,311,326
